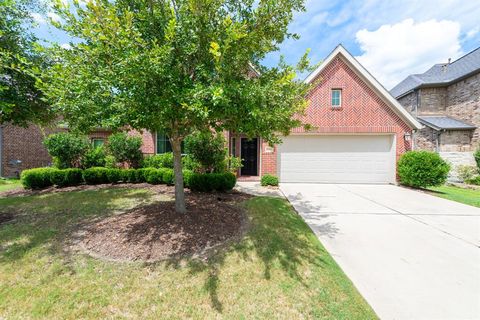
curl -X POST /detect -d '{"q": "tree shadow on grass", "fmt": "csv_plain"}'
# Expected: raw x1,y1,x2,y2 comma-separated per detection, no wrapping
158,196,332,313
0,187,154,263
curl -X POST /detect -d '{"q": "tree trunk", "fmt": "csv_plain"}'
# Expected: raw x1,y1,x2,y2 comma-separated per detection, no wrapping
171,136,186,214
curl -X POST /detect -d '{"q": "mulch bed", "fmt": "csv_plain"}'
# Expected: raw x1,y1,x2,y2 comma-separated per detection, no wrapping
74,190,252,262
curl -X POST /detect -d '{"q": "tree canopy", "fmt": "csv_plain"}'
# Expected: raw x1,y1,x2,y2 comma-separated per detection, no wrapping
0,0,51,126
42,0,312,212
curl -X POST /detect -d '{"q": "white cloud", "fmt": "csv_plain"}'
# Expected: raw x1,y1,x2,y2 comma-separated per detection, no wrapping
60,43,72,50
31,12,46,24
355,19,462,89
47,12,61,23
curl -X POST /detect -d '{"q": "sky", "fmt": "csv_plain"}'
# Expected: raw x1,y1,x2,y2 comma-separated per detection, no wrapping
31,0,480,89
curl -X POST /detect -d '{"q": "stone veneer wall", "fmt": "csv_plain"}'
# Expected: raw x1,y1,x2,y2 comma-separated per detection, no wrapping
419,87,447,114
440,151,476,182
397,91,417,114
446,72,480,150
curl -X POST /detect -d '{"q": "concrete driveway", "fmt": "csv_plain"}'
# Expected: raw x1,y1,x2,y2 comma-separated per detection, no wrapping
280,183,480,320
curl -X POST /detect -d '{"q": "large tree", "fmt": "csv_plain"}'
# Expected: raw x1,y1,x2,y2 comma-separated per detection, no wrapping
42,0,312,213
0,0,51,126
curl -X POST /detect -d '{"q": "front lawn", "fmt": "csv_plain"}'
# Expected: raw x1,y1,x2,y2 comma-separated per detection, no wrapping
0,187,376,319
428,185,480,208
0,179,21,192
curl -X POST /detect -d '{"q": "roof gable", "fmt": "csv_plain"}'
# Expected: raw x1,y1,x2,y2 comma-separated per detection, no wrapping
305,45,422,130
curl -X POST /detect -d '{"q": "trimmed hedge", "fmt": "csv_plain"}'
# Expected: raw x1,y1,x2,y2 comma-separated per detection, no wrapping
261,174,279,186
21,168,235,191
189,172,236,192
50,168,83,187
397,151,450,188
83,167,109,185
20,168,55,189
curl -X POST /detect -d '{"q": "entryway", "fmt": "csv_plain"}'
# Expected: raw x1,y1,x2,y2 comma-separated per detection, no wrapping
240,138,258,176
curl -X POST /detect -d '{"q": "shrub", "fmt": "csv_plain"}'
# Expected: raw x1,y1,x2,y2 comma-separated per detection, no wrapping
82,146,106,168
182,169,193,188
189,172,236,192
261,174,279,186
182,154,201,172
21,168,55,189
50,168,83,187
475,149,480,170
121,169,137,183
105,155,117,168
226,156,243,174
456,165,478,182
145,168,166,185
43,133,90,169
184,131,227,173
397,151,450,188
106,168,123,183
107,132,143,168
162,168,174,185
83,167,109,185
466,176,480,185
142,153,174,168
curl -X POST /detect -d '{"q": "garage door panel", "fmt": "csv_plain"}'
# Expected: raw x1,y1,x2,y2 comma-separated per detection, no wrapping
278,135,395,184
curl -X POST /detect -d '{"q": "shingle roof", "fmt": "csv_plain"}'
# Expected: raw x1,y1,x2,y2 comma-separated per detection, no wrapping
417,116,476,131
391,47,480,98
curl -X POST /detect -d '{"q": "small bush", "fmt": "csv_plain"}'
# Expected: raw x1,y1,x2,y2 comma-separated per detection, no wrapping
105,155,117,168
82,146,106,168
397,151,450,188
145,168,166,185
50,168,83,187
142,153,174,169
261,174,279,186
44,133,90,168
456,165,478,182
106,169,123,183
189,172,236,192
182,154,201,172
107,132,143,168
466,176,480,185
182,169,193,188
83,167,109,185
184,131,227,173
121,169,137,183
162,169,174,185
21,168,55,189
475,149,480,170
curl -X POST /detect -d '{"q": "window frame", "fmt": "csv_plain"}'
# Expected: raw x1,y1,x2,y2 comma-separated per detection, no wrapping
231,137,236,157
155,132,185,154
331,88,342,107
91,138,105,148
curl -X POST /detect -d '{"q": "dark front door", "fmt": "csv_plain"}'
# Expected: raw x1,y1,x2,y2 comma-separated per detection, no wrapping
241,138,258,176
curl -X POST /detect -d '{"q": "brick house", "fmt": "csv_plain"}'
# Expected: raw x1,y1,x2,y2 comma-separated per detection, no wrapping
228,45,421,183
2,45,422,183
391,47,480,175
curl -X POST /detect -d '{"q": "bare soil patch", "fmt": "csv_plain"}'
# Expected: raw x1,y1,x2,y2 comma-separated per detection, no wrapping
74,190,251,262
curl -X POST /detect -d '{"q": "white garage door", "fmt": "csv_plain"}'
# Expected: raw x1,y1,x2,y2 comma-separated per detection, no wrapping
278,135,396,184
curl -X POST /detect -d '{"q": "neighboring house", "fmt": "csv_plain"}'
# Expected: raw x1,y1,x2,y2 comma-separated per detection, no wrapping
391,47,480,175
0,124,112,177
228,45,421,183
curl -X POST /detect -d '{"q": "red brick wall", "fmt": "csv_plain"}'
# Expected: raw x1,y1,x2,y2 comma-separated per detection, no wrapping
128,129,155,155
261,56,413,176
1,124,55,177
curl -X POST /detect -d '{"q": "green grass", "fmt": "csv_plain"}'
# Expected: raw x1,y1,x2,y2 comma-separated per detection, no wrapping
0,188,376,319
0,179,21,192
428,185,480,208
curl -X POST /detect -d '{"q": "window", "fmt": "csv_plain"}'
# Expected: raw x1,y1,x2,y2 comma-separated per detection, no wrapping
231,138,236,157
156,133,172,154
92,138,105,148
331,89,342,107
156,132,185,154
